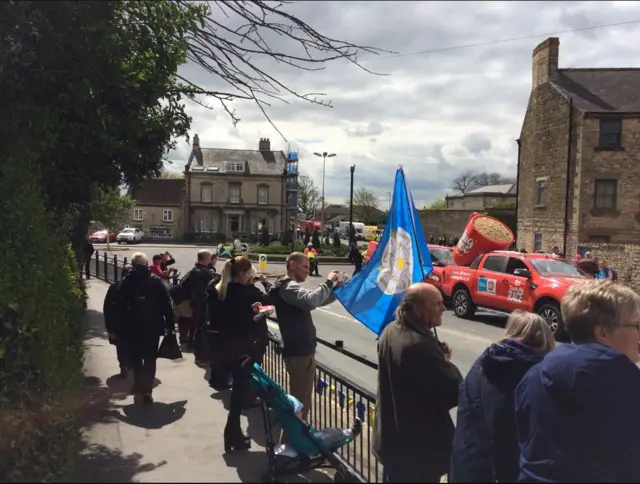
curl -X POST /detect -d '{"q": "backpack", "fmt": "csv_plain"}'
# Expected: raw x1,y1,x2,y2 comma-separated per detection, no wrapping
170,268,194,305
125,276,156,329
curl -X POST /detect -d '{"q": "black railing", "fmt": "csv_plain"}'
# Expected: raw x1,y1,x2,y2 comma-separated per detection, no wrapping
89,251,383,482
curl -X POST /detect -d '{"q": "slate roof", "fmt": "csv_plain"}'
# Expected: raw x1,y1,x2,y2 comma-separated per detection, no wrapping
448,184,516,198
130,179,183,206
187,146,287,176
552,68,640,113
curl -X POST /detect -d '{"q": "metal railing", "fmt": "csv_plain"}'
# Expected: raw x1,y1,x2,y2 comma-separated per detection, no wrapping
88,250,383,482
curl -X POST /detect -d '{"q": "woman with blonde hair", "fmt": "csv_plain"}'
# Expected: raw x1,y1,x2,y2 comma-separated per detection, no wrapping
214,256,274,452
450,310,555,483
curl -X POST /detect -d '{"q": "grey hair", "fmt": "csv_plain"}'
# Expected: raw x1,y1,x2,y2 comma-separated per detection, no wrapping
121,264,133,277
131,252,148,266
562,279,640,343
502,310,555,354
395,289,427,324
197,249,212,261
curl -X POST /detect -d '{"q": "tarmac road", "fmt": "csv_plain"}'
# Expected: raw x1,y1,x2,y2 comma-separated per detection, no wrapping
95,243,508,396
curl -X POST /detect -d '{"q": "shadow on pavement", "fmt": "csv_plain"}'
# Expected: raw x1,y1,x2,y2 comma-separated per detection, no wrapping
117,400,188,430
70,376,168,482
223,451,333,484
84,309,108,341
105,374,161,393
470,311,507,329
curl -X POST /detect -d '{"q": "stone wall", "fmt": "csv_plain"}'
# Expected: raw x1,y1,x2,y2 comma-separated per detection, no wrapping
419,209,476,238
584,243,640,294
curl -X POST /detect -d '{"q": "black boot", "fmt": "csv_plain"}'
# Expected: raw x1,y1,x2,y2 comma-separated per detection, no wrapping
224,427,251,452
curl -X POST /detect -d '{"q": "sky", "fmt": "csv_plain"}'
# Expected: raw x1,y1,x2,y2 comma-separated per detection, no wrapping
164,0,640,208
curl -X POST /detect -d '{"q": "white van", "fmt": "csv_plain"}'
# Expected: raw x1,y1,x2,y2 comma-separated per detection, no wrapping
339,221,365,240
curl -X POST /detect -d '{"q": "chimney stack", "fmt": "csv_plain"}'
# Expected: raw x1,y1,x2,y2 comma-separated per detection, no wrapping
193,133,200,148
532,37,559,90
259,138,271,151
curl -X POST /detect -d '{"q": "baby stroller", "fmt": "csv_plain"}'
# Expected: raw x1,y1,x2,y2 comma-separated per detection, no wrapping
241,357,362,483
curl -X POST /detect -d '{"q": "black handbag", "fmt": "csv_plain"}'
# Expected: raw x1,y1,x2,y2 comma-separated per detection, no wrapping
157,333,183,360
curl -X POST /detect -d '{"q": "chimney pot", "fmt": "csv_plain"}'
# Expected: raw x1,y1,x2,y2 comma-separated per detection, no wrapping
532,37,559,90
259,138,271,151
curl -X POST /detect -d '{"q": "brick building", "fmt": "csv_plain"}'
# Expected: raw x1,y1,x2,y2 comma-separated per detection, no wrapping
517,37,640,254
125,179,185,240
445,184,516,210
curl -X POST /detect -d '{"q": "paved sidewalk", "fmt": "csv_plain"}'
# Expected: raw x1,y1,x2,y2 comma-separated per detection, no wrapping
73,280,333,483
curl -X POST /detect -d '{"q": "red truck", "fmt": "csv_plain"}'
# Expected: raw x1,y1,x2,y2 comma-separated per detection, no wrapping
423,245,454,295
441,251,590,340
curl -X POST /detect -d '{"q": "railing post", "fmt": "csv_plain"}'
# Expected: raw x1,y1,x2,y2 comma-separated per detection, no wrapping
103,252,108,281
113,254,119,281
123,256,128,267
95,251,100,279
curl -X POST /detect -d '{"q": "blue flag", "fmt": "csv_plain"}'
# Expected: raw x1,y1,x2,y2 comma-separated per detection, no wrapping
334,168,433,336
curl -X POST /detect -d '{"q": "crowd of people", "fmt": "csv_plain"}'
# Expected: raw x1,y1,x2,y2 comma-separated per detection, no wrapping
99,244,640,482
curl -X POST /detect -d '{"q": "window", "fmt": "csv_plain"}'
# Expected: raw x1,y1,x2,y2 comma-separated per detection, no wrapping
133,208,143,221
148,226,173,239
536,178,546,205
534,232,543,251
482,255,506,272
201,185,212,203
594,179,617,209
258,186,269,205
599,118,622,149
506,257,529,275
162,210,173,222
230,215,240,233
226,162,245,172
198,214,210,233
230,185,241,204
268,217,274,235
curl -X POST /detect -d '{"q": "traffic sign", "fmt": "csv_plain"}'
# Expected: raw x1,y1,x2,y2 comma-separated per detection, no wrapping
258,253,267,273
240,243,248,253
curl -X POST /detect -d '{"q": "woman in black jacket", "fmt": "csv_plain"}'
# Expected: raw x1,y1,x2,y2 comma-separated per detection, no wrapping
217,256,273,452
450,310,555,483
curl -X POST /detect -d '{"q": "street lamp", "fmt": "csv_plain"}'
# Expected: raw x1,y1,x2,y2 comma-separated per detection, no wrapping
349,165,355,244
313,151,336,234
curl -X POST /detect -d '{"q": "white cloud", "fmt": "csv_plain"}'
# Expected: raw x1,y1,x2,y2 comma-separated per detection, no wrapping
168,0,640,206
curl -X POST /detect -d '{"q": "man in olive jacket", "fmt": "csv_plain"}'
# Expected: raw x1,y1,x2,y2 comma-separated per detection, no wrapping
373,283,463,483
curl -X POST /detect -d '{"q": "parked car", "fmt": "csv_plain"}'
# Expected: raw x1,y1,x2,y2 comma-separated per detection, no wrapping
423,245,454,297
117,227,144,244
441,250,590,341
89,230,117,243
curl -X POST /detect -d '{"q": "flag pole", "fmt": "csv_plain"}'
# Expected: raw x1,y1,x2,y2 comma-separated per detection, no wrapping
399,167,439,340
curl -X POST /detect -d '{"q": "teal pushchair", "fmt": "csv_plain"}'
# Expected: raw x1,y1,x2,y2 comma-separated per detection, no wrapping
241,357,362,483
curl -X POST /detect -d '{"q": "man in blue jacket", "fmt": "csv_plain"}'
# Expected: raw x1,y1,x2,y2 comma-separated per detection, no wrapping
515,280,640,482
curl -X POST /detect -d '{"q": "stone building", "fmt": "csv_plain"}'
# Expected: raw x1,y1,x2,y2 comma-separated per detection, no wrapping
126,179,185,240
445,184,516,210
517,37,640,255
184,135,298,240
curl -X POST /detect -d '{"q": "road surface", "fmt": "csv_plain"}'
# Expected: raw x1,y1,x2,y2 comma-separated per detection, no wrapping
96,243,508,396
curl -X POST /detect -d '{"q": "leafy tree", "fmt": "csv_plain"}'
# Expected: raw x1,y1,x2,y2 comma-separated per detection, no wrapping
425,198,447,210
350,188,380,224
89,187,133,250
160,171,185,179
297,176,320,219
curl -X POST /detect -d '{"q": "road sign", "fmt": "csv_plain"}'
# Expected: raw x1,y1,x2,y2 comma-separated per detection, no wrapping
240,243,248,253
258,254,267,273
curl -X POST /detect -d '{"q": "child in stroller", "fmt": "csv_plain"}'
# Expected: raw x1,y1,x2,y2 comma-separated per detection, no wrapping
241,357,362,483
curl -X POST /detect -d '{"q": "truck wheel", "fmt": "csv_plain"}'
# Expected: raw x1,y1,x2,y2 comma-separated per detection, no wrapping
453,288,476,319
536,302,567,340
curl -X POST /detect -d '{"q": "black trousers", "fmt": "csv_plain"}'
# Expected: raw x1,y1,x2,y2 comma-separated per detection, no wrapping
116,341,132,369
84,258,91,278
226,362,250,433
130,335,160,394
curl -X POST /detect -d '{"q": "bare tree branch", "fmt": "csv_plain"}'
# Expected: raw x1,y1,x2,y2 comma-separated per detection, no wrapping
170,0,394,140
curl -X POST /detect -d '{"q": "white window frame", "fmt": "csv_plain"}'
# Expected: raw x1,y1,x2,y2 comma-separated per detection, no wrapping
163,209,173,222
226,161,245,173
268,217,274,235
198,214,211,233
201,185,212,203
536,177,547,205
133,208,143,221
534,232,543,251
212,216,219,233
230,185,241,204
148,226,173,239
258,186,269,205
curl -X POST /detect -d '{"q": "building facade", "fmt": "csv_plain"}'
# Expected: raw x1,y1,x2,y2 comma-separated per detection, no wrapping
127,178,185,240
445,184,516,210
184,136,298,240
517,37,640,254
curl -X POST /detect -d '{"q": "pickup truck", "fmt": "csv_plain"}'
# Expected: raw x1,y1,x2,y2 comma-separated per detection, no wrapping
441,251,590,340
423,245,454,296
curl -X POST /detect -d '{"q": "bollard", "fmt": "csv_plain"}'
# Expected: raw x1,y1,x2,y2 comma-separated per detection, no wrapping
95,251,100,279
103,252,108,281
113,254,119,281
258,253,268,273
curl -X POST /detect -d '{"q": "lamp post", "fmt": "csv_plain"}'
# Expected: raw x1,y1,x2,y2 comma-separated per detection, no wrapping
313,151,336,235
349,165,355,244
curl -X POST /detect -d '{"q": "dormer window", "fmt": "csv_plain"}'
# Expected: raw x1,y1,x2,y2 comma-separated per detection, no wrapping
226,162,245,173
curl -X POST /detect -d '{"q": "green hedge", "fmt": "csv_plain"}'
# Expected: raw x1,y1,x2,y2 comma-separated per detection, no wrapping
249,242,350,257
0,156,86,481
